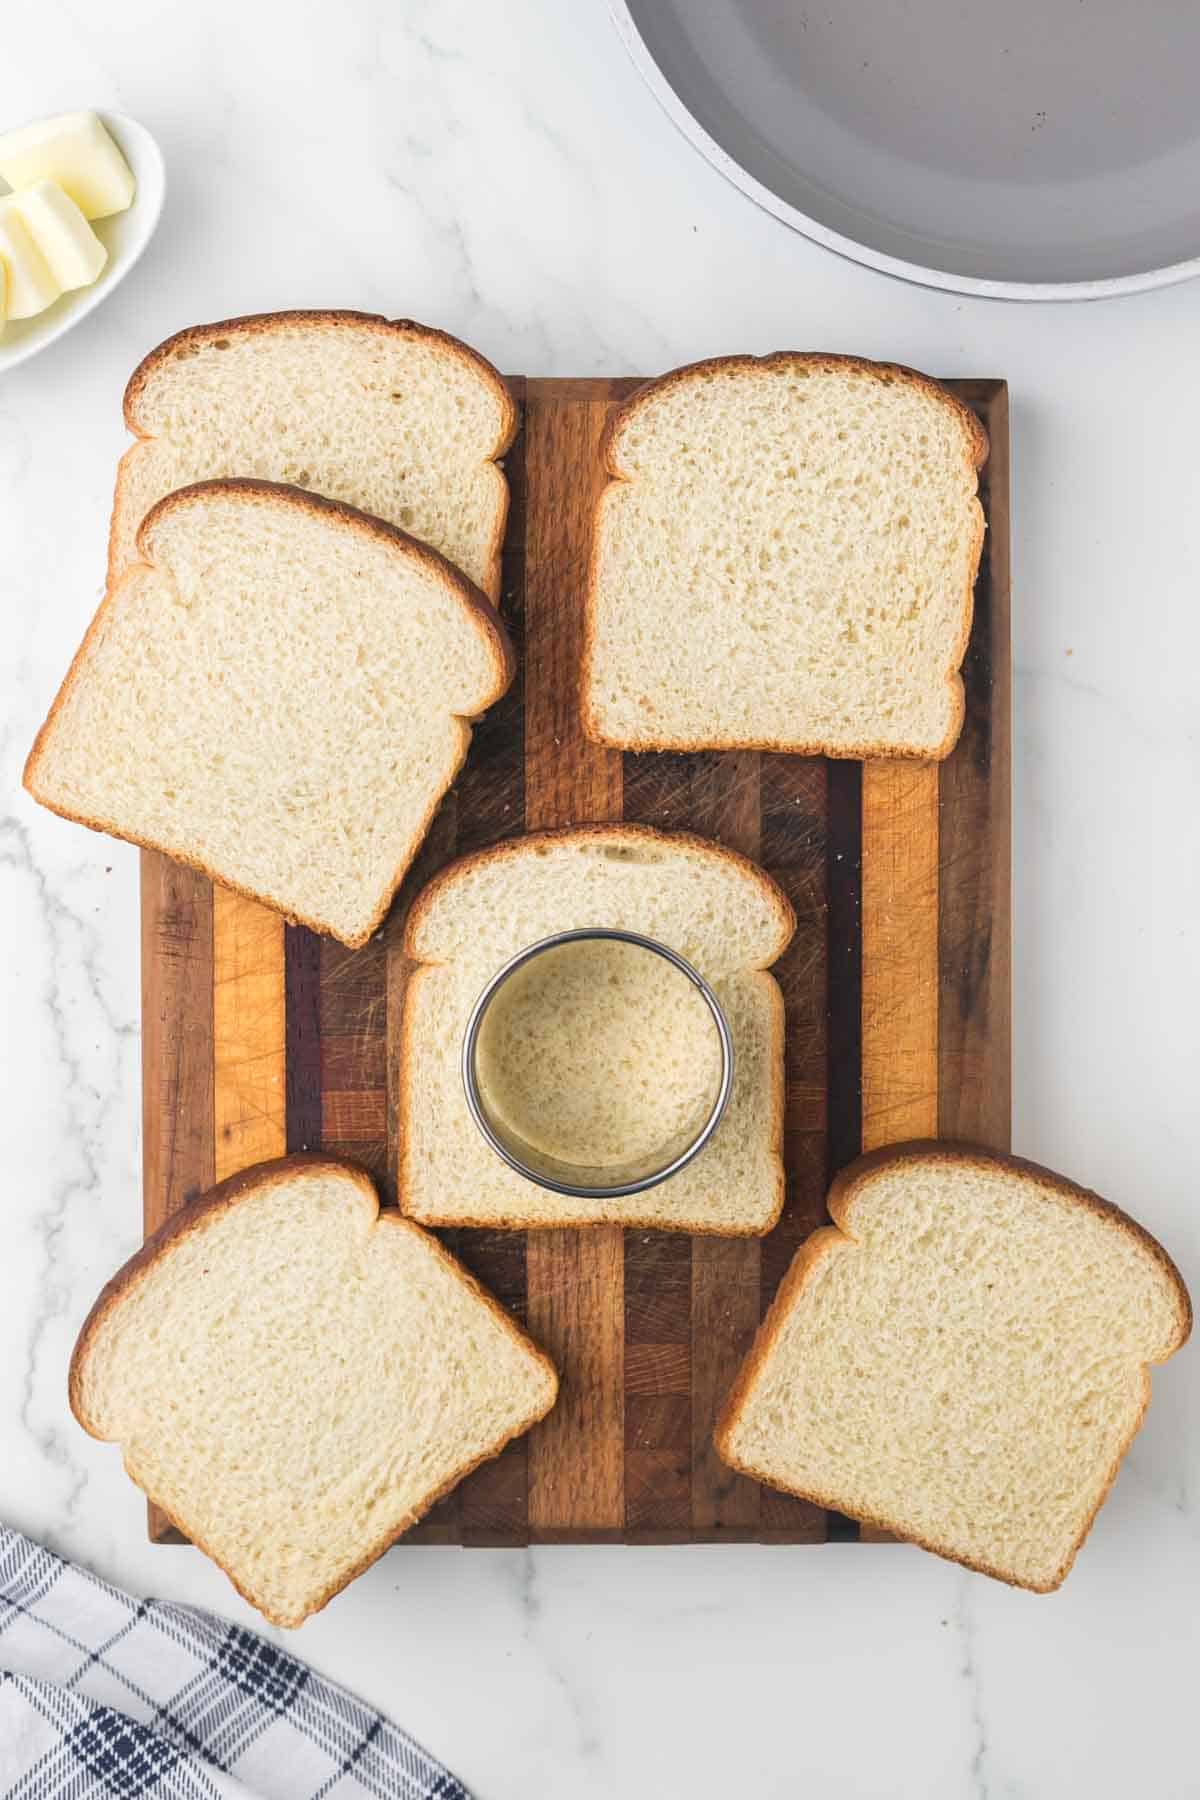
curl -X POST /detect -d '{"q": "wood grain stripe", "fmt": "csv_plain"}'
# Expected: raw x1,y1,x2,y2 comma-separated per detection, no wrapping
320,1033,387,1090
860,763,940,1150
284,925,323,1153
142,854,215,1232
524,380,624,1535
212,890,286,1181
826,759,864,1181
314,932,388,1181
321,1089,387,1140
141,851,214,1541
824,757,865,1541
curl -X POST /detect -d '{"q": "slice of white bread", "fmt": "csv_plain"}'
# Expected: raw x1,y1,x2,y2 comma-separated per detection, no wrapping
399,825,795,1232
716,1143,1191,1590
108,309,517,598
583,354,988,759
69,1155,558,1628
24,479,514,948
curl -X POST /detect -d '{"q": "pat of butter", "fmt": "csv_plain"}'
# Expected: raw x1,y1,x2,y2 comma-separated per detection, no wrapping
0,202,61,319
10,181,107,289
0,110,135,221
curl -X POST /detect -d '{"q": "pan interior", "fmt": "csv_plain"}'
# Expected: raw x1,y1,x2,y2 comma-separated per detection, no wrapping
626,0,1200,286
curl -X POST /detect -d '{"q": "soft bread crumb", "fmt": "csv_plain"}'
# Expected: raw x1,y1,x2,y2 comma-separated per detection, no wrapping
401,826,794,1232
584,354,986,758
476,936,723,1169
717,1144,1191,1590
69,1156,558,1627
111,310,515,597
24,481,513,948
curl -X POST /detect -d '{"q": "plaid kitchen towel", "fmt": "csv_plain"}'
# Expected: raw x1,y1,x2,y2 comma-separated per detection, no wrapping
0,1526,471,1800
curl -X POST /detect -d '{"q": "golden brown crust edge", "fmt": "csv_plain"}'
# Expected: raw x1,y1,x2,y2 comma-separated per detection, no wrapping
395,826,791,1233
136,1348,555,1629
402,821,798,967
714,1140,1191,1591
580,351,988,760
828,1140,1192,1352
68,1155,367,1435
26,479,515,950
598,352,989,476
70,1152,559,1628
139,478,517,703
113,309,518,602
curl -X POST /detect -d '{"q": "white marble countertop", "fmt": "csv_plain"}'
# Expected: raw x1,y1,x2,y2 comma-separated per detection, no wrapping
2,4,1198,1795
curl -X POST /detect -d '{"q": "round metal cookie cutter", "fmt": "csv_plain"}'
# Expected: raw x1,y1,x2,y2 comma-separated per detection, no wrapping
461,927,735,1201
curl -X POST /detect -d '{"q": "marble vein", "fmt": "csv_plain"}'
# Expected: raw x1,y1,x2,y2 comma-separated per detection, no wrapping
954,1574,992,1800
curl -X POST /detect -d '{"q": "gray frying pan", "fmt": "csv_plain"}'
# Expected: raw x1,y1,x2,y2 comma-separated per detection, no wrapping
611,0,1200,300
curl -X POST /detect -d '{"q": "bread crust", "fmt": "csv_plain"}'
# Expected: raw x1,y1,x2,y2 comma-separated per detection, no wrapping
714,1140,1191,1591
111,308,519,602
828,1142,1192,1343
69,1153,559,1628
398,824,793,1233
24,478,515,950
580,351,989,760
403,820,797,963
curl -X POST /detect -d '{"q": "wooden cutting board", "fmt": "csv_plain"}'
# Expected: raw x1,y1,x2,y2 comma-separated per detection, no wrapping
140,374,1010,1546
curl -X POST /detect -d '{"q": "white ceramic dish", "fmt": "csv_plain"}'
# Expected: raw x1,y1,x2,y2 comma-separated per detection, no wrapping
610,0,1200,302
0,112,165,374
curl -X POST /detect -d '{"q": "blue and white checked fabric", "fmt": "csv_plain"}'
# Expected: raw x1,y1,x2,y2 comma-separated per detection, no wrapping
0,1526,471,1800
